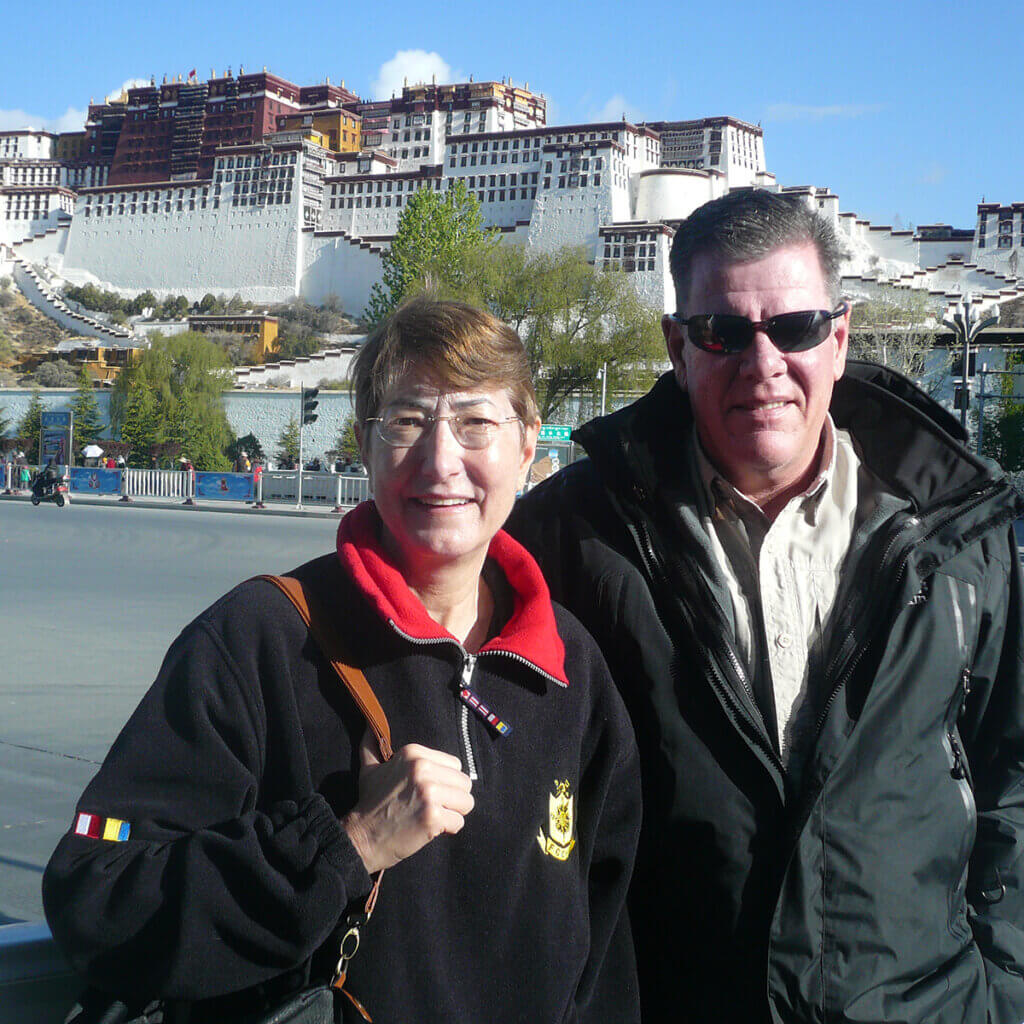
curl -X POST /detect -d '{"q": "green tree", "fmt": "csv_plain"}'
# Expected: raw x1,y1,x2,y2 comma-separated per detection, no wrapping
277,417,300,466
226,432,266,464
980,350,1024,472
448,245,663,421
111,331,235,470
70,368,103,451
17,388,44,460
331,417,361,462
849,290,948,396
365,181,496,324
119,382,159,465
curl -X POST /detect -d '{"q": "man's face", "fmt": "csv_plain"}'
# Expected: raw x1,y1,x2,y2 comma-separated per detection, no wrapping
662,242,849,501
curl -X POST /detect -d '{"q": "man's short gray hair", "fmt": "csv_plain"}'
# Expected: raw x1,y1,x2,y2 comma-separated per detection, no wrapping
669,190,848,309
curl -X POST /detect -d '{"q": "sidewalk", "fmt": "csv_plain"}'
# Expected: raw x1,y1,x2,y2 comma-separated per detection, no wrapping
0,489,351,520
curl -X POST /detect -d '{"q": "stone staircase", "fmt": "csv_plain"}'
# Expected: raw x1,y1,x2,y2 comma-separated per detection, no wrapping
5,246,137,344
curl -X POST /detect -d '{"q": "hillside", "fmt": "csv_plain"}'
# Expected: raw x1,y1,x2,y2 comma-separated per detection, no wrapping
0,279,73,385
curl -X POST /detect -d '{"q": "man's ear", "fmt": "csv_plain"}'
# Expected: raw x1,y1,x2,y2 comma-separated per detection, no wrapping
662,314,687,389
831,302,851,382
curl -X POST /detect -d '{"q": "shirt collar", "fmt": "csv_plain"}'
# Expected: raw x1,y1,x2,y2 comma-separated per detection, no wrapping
694,415,838,527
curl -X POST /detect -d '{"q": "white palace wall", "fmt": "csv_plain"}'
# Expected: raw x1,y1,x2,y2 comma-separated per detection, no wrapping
301,231,385,313
63,192,303,303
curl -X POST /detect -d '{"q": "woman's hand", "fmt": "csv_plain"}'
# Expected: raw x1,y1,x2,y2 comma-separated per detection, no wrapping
343,734,475,874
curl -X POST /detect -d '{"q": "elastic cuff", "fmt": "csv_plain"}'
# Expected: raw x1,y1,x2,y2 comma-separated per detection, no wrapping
300,794,373,896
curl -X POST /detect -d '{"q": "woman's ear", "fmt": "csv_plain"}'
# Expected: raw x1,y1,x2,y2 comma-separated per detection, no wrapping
519,417,541,487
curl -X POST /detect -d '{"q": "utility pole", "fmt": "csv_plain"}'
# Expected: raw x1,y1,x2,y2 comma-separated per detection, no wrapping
297,386,319,509
942,293,999,430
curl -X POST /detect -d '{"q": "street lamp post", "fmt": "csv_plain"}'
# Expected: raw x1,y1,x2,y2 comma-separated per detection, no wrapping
597,362,608,418
942,292,999,429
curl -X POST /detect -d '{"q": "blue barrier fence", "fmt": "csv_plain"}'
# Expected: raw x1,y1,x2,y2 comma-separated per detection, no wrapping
194,472,254,501
68,467,122,495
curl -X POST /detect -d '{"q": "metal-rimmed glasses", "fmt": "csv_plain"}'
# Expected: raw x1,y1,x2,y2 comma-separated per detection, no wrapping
670,301,849,355
367,409,521,450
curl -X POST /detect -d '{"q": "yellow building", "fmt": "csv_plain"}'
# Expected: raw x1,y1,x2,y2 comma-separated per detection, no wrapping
63,343,143,382
275,110,361,153
188,313,280,359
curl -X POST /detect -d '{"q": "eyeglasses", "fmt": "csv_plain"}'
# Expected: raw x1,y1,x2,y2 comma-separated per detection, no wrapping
670,302,849,355
367,409,521,450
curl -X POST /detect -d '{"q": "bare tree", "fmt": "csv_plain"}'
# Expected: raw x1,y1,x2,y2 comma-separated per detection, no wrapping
848,289,949,396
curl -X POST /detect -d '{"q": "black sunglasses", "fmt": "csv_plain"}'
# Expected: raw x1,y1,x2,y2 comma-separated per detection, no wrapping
670,302,848,354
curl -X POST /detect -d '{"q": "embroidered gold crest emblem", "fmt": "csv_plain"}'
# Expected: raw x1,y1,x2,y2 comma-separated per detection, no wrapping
537,779,576,861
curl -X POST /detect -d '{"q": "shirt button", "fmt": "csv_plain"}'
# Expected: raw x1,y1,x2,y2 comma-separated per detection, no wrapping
776,633,793,649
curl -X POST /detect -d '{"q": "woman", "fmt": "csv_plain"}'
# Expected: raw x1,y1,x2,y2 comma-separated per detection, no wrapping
43,296,641,1023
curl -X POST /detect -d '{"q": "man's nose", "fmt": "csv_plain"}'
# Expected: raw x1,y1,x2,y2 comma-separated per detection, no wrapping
738,330,787,377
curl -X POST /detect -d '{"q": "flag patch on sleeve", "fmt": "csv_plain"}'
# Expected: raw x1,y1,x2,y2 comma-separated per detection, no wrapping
73,812,131,842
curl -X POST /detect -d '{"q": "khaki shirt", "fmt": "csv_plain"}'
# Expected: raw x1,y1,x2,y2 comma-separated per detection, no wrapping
692,418,861,765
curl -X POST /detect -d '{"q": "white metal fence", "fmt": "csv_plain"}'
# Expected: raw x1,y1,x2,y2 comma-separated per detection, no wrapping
3,463,371,510
124,468,194,499
260,471,371,507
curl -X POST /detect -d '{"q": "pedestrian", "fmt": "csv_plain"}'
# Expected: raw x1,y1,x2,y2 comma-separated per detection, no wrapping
43,296,641,1024
509,189,1024,1023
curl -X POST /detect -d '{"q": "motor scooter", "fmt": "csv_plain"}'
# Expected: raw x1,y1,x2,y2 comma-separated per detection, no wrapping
30,470,69,507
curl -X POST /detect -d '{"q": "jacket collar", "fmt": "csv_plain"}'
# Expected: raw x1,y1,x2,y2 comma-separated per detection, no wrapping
336,501,569,687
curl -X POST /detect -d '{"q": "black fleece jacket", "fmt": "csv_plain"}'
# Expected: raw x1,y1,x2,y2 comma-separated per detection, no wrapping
43,503,641,1024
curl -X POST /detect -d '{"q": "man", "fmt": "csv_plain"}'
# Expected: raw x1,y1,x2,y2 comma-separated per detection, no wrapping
508,190,1024,1022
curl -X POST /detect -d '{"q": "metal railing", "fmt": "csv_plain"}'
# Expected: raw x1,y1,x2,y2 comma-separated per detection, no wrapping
124,468,194,499
3,463,371,511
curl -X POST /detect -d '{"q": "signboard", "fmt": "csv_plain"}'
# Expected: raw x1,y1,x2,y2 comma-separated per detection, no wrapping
40,410,72,466
194,471,254,501
538,424,572,443
69,467,122,495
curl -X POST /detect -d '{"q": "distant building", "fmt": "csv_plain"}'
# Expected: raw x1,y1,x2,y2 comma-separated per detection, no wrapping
188,312,279,359
6,69,1021,324
0,130,56,161
53,340,145,382
352,79,547,173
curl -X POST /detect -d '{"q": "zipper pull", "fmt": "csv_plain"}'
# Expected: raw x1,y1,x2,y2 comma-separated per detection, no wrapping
949,731,966,780
458,653,512,737
459,688,513,736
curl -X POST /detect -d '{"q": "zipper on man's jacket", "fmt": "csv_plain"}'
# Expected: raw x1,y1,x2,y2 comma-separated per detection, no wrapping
632,518,783,777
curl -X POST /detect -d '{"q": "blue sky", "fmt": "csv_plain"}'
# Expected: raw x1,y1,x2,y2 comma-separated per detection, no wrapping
2,0,1020,230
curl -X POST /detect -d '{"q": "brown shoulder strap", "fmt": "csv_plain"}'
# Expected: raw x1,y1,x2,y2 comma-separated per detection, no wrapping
258,574,393,761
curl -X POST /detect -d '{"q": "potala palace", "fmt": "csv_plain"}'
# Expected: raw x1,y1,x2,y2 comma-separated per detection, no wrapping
2,68,1022,324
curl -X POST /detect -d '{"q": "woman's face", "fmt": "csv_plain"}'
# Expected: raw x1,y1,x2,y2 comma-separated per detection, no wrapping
361,372,540,578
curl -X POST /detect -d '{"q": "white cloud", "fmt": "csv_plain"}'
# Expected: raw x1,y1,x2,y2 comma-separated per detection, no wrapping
589,93,645,124
765,102,883,122
371,50,460,100
106,78,150,103
0,105,88,133
0,76,148,135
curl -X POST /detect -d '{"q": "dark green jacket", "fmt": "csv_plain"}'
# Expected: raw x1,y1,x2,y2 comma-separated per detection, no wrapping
508,365,1024,1023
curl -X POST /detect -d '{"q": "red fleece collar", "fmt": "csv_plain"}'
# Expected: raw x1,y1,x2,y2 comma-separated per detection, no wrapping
336,501,568,687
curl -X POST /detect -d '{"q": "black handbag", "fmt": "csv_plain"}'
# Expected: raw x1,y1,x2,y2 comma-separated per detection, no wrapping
62,575,392,1024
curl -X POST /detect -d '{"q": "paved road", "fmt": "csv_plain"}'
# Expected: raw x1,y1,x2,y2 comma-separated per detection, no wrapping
0,501,337,923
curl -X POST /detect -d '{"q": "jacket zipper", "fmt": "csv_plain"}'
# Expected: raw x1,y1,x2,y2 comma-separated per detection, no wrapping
460,654,479,781
813,481,1006,745
633,519,783,775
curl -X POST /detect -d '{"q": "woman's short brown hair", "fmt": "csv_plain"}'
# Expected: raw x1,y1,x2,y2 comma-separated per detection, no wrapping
351,295,539,426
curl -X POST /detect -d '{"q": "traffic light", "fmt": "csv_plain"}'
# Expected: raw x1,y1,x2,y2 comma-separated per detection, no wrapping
301,386,319,425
